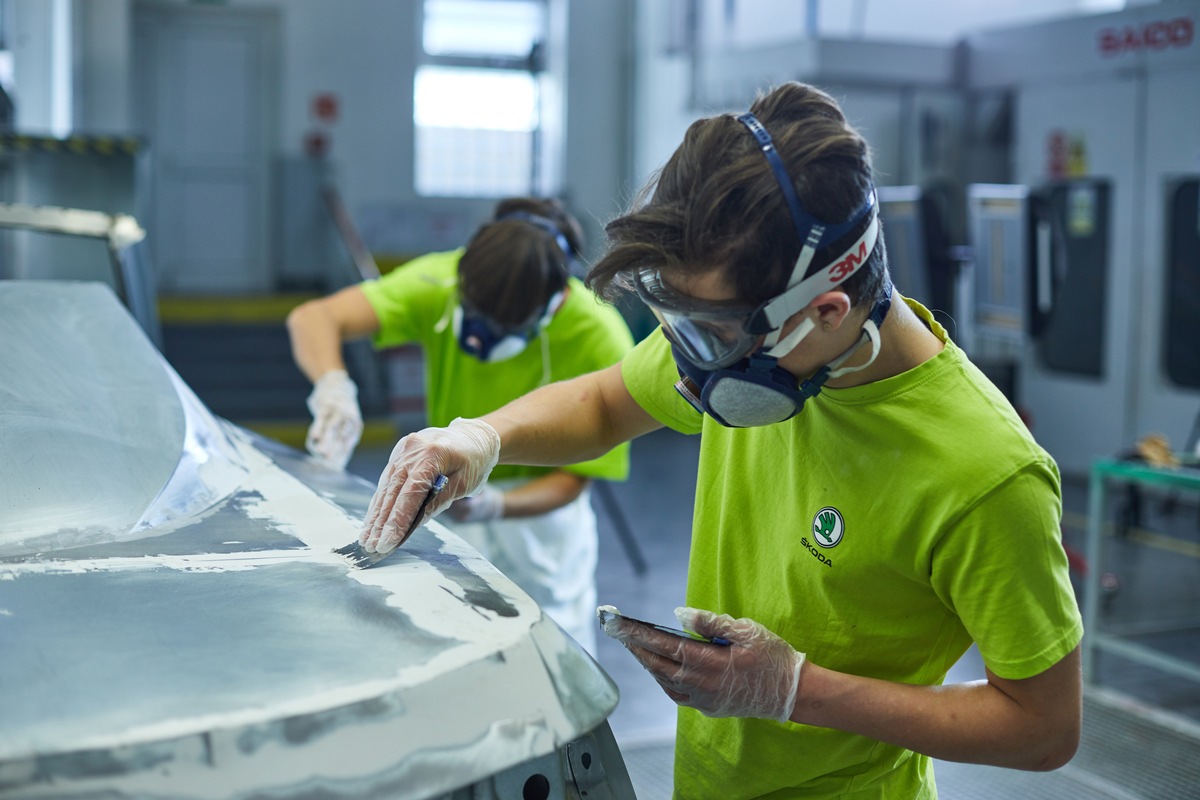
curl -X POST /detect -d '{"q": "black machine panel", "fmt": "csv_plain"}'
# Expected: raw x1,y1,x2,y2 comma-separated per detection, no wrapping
1165,178,1200,389
1027,179,1111,378
877,184,963,341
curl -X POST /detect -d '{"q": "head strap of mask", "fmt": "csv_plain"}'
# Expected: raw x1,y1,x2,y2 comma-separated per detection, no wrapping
734,113,880,356
494,210,577,270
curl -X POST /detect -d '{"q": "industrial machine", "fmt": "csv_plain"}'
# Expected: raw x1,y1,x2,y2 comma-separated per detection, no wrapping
966,2,1200,476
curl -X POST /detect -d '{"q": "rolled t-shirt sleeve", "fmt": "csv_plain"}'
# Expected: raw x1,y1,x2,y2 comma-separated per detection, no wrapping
620,328,704,435
930,460,1084,680
359,251,460,349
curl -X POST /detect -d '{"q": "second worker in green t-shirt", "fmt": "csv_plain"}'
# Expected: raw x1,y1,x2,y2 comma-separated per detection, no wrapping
286,197,634,653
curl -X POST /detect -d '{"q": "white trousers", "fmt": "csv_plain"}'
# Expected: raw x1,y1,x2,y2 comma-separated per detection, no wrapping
443,482,598,655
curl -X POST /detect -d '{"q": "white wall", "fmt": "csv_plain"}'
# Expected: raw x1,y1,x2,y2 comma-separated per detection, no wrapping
679,0,1125,50
628,2,966,197
53,0,633,263
76,0,133,135
273,0,417,209
17,0,1136,266
563,0,635,258
11,0,74,135
630,0,696,192
626,0,1129,207
843,0,1123,40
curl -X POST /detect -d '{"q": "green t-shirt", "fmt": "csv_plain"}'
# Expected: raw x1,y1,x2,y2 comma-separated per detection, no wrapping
360,249,634,483
621,299,1083,799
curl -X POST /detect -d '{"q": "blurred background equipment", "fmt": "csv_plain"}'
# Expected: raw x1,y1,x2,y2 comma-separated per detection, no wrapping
0,200,159,347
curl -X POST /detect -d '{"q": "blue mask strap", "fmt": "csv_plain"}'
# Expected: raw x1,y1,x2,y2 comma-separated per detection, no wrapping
868,278,894,327
736,113,810,244
736,113,874,254
495,211,575,262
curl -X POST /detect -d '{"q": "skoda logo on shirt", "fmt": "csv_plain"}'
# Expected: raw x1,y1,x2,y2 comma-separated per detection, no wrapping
811,507,845,548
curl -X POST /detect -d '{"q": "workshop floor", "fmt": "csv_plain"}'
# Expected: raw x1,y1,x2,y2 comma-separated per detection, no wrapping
348,428,1200,800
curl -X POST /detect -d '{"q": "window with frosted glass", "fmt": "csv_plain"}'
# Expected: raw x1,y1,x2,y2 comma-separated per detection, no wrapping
415,0,548,198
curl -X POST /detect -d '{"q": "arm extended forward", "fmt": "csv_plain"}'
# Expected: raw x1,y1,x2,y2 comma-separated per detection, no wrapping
360,363,660,552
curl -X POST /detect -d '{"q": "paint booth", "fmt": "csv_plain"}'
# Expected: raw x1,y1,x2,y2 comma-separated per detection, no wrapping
962,2,1200,476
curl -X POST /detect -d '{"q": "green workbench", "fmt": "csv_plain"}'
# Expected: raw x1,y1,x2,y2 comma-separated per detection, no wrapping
1082,457,1200,686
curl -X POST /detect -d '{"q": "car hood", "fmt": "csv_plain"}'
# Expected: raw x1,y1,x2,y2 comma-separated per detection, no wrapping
0,281,618,799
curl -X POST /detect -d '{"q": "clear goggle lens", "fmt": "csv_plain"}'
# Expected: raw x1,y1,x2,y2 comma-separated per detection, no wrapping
635,270,760,370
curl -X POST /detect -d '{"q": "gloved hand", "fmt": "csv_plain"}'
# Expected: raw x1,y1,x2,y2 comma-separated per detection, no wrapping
360,417,501,553
447,485,505,523
601,606,805,723
305,369,363,469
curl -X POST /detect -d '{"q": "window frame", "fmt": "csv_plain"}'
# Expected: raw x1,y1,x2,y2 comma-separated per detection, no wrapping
414,0,558,199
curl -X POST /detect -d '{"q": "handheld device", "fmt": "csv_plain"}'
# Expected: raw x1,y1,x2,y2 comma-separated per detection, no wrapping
596,605,731,646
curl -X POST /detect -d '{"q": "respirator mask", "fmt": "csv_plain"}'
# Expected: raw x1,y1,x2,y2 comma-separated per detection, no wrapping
634,112,891,428
454,289,566,362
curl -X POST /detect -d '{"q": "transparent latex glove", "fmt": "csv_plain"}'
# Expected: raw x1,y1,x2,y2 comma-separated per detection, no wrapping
447,485,504,523
602,606,805,723
305,369,363,470
360,417,501,553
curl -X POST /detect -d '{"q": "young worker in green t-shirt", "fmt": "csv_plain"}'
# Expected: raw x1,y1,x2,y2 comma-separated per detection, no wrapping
286,197,633,654
354,85,1083,798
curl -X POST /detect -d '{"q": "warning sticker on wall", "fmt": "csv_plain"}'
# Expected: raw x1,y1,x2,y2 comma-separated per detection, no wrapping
1068,185,1097,237
1047,130,1090,179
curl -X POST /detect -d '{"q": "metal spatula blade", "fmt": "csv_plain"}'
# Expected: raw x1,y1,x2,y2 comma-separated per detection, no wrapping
334,474,448,569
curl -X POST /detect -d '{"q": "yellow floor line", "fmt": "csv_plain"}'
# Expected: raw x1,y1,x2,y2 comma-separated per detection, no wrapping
1062,510,1090,532
238,418,399,450
1125,528,1200,559
1062,510,1200,559
158,294,319,325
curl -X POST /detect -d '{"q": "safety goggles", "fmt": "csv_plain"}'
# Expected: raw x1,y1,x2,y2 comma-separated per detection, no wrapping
456,289,566,362
459,304,540,342
633,113,880,371
633,197,879,371
461,286,563,338
635,269,765,369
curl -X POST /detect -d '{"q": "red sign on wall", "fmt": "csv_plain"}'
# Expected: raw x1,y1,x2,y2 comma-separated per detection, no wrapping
312,93,339,123
1098,16,1194,57
304,130,330,159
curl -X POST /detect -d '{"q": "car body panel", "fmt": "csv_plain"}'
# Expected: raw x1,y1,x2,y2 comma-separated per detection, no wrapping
0,281,629,798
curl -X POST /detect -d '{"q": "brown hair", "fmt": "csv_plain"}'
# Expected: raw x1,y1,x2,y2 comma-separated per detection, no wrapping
458,197,584,326
587,82,887,309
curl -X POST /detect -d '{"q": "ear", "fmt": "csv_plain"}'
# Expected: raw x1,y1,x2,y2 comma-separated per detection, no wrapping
812,290,853,331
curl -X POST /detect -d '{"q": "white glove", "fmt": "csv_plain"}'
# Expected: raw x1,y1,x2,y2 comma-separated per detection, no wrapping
601,606,805,723
305,369,364,470
360,417,501,553
447,485,505,523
